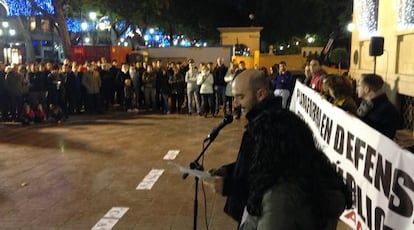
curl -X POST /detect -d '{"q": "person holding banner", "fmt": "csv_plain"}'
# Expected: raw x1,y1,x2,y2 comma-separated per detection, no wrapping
323,74,358,115
308,58,327,92
356,73,400,139
209,69,351,229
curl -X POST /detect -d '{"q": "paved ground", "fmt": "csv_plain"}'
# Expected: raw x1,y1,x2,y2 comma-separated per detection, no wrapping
0,111,353,230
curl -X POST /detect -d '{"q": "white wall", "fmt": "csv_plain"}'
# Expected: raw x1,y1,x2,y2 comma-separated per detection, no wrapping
146,46,233,65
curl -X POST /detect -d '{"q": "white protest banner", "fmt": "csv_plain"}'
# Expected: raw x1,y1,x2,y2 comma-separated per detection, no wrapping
290,82,414,230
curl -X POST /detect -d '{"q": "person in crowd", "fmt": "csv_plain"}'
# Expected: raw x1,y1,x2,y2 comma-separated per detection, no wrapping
233,61,246,119
319,75,334,103
71,62,84,113
197,64,214,118
46,64,68,119
17,64,29,103
99,63,114,111
303,62,312,86
224,62,237,115
130,63,142,111
50,104,64,124
213,57,228,116
126,65,137,112
272,61,293,108
63,58,71,67
185,59,201,115
34,103,47,123
109,59,120,104
135,62,146,108
5,64,25,121
307,58,327,92
142,64,158,111
20,102,35,125
154,60,165,112
114,63,129,109
169,65,185,114
27,62,47,109
259,66,269,78
0,61,8,120
61,63,78,115
209,69,351,229
158,67,171,114
268,64,278,89
356,73,400,139
124,77,134,112
323,74,358,115
82,62,102,114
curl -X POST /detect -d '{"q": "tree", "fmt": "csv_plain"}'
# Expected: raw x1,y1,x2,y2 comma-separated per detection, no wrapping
82,0,171,46
329,48,349,72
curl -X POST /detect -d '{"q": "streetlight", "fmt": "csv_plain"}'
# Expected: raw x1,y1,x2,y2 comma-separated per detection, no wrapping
249,13,255,26
81,22,88,31
9,28,16,36
89,12,97,21
1,20,16,64
347,23,355,32
80,22,88,45
89,12,97,44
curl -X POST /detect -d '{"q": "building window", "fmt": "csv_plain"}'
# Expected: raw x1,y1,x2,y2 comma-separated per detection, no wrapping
397,0,414,30
40,19,49,33
30,17,36,31
356,0,379,38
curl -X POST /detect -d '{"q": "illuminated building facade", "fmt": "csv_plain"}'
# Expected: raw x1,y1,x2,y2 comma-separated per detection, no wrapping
350,0,414,130
0,0,61,63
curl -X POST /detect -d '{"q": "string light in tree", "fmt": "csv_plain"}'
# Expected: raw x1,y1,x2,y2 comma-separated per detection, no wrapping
5,0,54,16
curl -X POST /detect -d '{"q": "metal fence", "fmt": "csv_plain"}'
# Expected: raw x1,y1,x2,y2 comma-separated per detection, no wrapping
400,94,414,131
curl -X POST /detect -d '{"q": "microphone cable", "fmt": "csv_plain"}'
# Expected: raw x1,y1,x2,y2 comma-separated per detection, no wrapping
200,140,210,230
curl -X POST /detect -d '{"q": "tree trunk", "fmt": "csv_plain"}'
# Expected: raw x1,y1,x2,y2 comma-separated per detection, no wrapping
53,0,72,60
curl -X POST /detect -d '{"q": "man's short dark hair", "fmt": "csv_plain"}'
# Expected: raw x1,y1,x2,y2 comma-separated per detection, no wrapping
309,57,321,64
249,70,270,94
52,64,60,70
361,73,384,92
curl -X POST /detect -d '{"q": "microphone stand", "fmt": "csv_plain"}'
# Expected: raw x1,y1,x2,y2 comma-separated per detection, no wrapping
183,137,214,230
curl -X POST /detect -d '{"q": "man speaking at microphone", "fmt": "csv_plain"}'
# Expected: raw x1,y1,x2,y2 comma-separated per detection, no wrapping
209,69,282,225
209,69,351,229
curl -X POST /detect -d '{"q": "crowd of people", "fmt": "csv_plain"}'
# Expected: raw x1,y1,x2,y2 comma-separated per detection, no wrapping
0,54,405,229
0,57,240,125
303,57,400,140
0,57,268,125
0,56,402,143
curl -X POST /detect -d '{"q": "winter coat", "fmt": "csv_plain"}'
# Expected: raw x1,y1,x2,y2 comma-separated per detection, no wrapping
197,71,214,94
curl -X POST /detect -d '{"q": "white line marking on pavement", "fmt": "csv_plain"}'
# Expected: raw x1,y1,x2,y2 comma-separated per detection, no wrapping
163,150,180,160
91,207,129,230
136,169,165,190
103,207,129,219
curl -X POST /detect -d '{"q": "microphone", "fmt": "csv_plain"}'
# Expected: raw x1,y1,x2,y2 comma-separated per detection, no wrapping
205,114,233,142
182,114,234,180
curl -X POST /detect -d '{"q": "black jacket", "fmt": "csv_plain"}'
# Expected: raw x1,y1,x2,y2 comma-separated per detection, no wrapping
360,93,400,139
220,96,282,223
